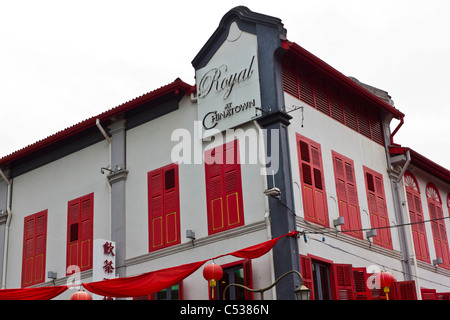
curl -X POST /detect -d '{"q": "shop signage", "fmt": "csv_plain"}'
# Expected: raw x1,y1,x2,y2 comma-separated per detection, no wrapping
196,22,261,138
93,239,116,300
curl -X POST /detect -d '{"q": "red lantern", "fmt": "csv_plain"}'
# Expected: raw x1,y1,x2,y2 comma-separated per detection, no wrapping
376,271,395,300
70,290,92,300
203,263,223,299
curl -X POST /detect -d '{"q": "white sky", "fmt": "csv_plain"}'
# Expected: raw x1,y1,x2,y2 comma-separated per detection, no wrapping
1,0,449,170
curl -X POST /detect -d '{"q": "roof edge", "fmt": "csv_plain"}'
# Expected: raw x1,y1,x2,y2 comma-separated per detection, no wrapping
0,78,193,167
282,40,405,120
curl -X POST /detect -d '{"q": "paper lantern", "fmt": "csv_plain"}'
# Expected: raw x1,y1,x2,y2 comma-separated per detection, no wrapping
203,263,223,299
70,290,92,300
376,271,395,300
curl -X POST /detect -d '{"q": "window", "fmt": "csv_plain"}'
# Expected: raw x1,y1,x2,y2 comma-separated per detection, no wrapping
331,151,362,238
67,193,93,273
134,283,183,300
204,140,244,235
296,134,329,227
282,55,385,145
404,171,430,262
300,255,417,300
148,163,180,252
213,260,253,300
22,210,47,287
363,166,392,249
426,183,450,270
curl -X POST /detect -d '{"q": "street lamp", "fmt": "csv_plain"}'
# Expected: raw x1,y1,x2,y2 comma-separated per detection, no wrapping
223,270,311,300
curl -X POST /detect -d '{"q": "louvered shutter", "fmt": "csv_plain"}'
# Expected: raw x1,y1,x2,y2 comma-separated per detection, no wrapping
67,193,93,273
406,190,430,262
22,210,47,287
333,264,355,300
300,255,314,300
243,259,254,300
352,267,372,300
297,135,328,227
332,152,362,238
364,167,392,249
205,140,244,235
394,281,417,300
148,164,180,252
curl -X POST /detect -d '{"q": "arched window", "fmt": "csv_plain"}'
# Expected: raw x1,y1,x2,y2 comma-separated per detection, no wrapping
404,171,429,262
426,183,450,269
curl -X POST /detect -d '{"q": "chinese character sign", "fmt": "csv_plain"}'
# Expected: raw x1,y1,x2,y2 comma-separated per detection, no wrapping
93,239,116,300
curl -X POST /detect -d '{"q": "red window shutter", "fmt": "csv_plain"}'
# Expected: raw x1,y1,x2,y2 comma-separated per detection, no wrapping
204,140,244,235
148,164,180,252
333,264,355,300
243,259,254,300
421,287,437,300
332,152,362,239
297,134,329,227
404,172,430,263
298,69,315,107
352,267,372,300
364,167,392,249
299,255,314,300
22,210,47,287
426,184,450,270
281,62,299,98
66,193,93,273
314,82,330,116
394,281,417,300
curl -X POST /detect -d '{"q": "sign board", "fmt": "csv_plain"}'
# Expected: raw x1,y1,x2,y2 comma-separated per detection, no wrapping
93,239,116,300
196,22,262,138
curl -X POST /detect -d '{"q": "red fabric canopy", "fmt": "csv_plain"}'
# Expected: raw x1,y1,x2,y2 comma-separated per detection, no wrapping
0,230,298,299
0,285,68,300
82,230,299,298
82,260,208,298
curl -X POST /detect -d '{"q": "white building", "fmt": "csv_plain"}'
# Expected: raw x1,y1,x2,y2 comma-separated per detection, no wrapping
0,6,449,300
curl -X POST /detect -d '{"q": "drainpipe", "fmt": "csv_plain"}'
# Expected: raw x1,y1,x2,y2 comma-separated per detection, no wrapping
390,116,404,146
0,169,12,289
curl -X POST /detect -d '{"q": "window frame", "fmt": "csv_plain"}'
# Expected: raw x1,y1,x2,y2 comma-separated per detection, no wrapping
363,166,392,250
426,183,450,270
66,193,94,274
331,151,362,239
204,140,245,235
404,171,430,263
147,163,181,252
296,134,329,227
21,210,48,288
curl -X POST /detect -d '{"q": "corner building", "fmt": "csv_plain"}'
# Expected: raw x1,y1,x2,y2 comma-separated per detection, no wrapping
0,7,449,300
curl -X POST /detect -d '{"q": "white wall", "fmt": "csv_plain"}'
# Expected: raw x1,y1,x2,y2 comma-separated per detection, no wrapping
285,94,402,266
7,141,110,288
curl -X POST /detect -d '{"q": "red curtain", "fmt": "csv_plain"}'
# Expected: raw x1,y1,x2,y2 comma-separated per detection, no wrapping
0,285,68,300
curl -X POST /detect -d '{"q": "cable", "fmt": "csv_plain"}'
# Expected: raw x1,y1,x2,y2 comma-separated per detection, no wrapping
308,235,450,290
303,216,450,236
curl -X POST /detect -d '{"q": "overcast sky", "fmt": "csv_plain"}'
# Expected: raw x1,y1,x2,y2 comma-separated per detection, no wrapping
1,0,449,170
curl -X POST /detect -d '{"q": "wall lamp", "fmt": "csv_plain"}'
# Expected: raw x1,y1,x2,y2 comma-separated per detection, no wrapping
47,271,57,280
333,216,345,227
223,270,311,301
366,229,377,239
433,257,443,267
100,165,123,174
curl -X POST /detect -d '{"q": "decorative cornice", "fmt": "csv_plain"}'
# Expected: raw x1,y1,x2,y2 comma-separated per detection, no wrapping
124,220,267,267
107,170,129,184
